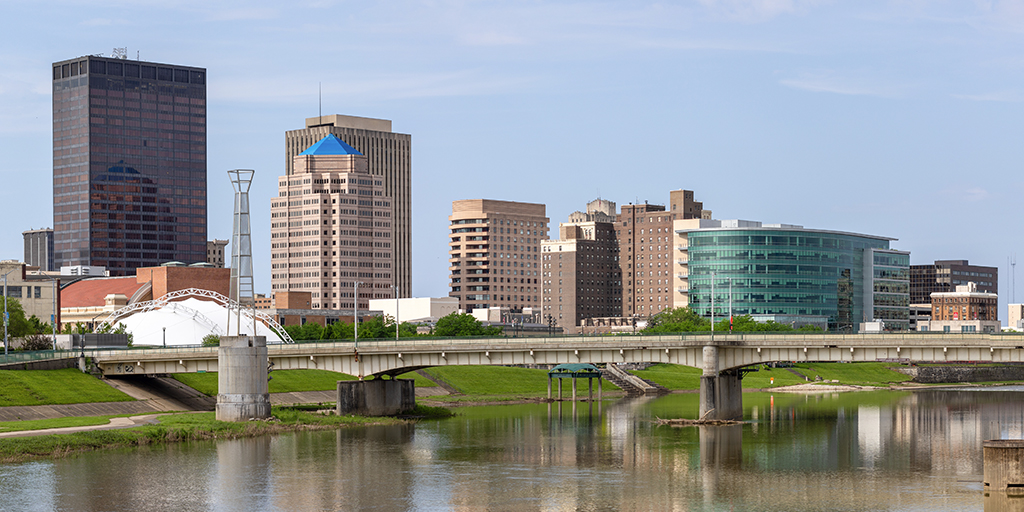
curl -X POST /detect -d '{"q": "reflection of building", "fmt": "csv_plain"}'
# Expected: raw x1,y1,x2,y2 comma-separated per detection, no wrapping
52,55,208,274
285,115,412,299
910,260,997,306
620,190,710,317
542,199,621,333
23,228,54,271
448,199,549,312
270,135,394,311
918,282,999,333
674,219,910,331
207,239,228,267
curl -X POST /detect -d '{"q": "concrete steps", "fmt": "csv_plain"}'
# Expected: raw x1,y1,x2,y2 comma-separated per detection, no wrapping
602,365,669,396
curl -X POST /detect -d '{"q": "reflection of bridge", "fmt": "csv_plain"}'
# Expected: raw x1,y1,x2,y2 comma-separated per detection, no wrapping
90,332,1024,419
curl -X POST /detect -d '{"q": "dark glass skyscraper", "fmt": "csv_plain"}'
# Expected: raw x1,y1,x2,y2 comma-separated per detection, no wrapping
52,55,207,275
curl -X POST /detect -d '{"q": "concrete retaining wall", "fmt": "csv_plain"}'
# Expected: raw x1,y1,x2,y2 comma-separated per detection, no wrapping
337,379,415,416
894,366,1024,384
0,358,77,371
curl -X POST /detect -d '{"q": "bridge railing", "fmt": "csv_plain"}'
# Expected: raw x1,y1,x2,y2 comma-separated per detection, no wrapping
0,349,80,365
81,331,1024,359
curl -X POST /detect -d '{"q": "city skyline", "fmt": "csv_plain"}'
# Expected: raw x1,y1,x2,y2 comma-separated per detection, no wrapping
1,2,1022,320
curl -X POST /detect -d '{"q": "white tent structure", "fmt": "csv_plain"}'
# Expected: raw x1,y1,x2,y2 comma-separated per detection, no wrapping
97,288,291,346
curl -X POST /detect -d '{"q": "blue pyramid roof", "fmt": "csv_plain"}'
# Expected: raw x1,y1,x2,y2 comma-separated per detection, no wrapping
298,134,363,156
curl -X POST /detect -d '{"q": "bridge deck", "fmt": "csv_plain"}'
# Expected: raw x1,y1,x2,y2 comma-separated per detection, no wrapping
82,333,1024,378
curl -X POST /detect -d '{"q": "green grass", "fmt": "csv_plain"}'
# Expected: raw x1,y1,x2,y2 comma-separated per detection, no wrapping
790,362,915,387
172,369,360,396
395,371,438,387
0,369,134,406
0,408,407,463
631,362,916,390
174,369,437,396
422,366,620,397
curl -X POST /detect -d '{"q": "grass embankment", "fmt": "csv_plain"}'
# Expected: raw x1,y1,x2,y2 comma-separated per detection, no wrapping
172,369,437,396
633,362,916,390
0,368,133,406
418,366,622,403
0,405,454,463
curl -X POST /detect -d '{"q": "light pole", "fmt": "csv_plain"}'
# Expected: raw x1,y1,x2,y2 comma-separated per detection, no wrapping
162,327,167,348
353,281,363,349
392,284,399,341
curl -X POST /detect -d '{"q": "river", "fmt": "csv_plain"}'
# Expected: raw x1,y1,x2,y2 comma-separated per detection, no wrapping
3,387,1024,511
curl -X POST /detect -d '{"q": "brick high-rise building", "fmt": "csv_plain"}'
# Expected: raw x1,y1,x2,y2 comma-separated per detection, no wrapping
619,190,709,318
52,55,207,275
541,199,621,333
270,134,394,311
285,115,411,298
448,199,548,312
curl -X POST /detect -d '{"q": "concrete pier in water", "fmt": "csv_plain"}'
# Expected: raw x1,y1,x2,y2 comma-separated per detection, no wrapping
699,345,744,421
216,335,271,422
337,379,415,416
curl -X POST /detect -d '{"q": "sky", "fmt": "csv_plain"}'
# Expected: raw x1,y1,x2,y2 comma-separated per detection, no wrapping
1,1,1023,320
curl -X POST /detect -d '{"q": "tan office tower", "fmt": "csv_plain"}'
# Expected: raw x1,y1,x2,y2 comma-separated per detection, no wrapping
619,190,709,318
541,199,621,333
449,200,549,312
285,115,411,297
271,135,394,311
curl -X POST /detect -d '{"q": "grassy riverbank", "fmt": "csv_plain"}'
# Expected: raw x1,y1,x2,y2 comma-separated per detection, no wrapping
632,362,917,390
171,369,438,395
0,368,134,406
0,405,453,463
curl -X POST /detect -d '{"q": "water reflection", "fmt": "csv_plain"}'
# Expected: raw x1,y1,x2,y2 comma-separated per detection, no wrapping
4,389,1024,510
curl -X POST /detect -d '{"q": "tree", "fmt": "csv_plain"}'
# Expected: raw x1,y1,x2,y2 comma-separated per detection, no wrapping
202,334,220,347
433,312,502,336
0,298,33,338
644,307,710,333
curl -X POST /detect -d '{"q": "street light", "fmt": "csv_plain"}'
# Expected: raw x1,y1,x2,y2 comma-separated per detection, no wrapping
391,284,399,341
353,281,363,349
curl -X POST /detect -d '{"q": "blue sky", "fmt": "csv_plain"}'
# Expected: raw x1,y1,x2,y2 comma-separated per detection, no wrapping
2,1,1023,318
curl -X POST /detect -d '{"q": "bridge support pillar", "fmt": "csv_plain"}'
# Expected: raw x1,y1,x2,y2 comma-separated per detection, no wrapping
216,336,271,422
337,379,415,416
699,346,743,421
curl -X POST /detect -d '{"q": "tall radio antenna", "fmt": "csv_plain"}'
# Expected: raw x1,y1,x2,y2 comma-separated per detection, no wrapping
1012,253,1017,303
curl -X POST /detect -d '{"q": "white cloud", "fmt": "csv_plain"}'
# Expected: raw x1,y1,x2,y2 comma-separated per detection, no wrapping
779,70,910,97
953,90,1024,102
696,0,827,22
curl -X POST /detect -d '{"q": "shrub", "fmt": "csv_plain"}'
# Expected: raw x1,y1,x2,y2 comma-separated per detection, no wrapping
20,334,52,352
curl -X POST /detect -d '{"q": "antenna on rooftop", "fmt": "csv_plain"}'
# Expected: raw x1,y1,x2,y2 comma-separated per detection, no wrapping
112,47,127,60
319,82,322,126
1013,253,1017,303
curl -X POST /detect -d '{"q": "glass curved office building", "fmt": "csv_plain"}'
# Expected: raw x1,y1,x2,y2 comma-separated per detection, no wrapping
676,220,909,332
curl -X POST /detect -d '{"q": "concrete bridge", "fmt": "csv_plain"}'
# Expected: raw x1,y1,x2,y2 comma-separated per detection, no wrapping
89,332,1024,420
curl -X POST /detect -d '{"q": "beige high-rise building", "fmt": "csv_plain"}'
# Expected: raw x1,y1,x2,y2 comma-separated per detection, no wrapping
541,199,621,333
449,200,549,312
271,134,394,311
285,114,411,298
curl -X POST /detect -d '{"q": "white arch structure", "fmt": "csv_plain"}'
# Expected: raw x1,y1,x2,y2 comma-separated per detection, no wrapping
98,288,294,344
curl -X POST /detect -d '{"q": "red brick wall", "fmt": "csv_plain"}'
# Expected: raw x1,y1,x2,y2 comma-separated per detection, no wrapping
136,266,230,299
